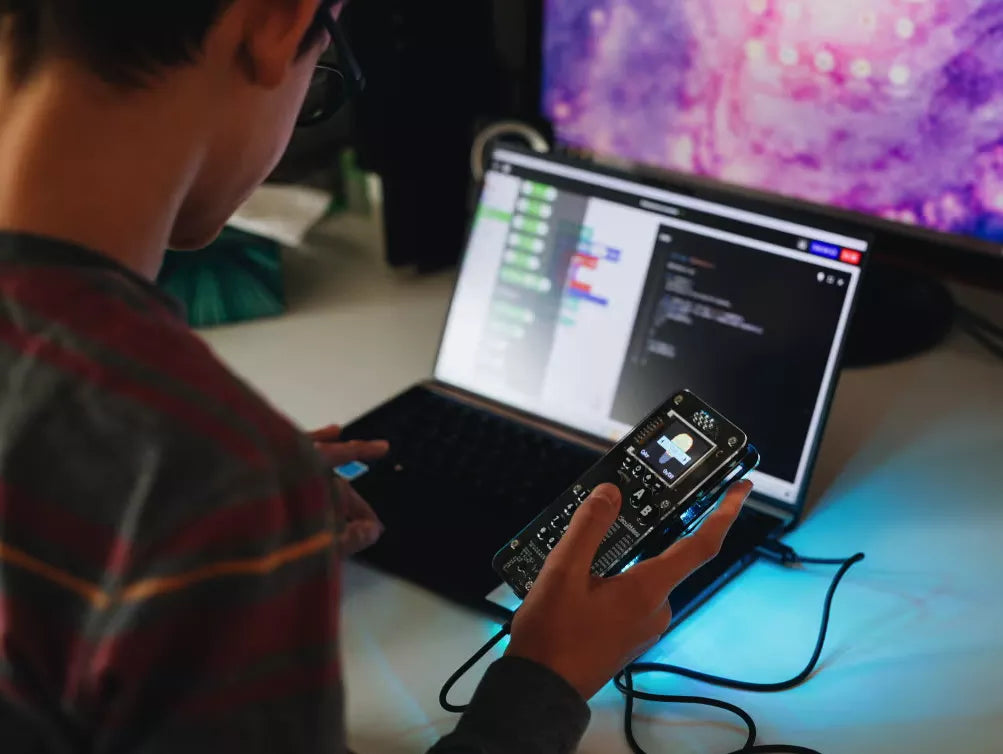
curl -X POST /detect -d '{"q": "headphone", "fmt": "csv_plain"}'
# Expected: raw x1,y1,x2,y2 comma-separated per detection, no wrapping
470,121,550,183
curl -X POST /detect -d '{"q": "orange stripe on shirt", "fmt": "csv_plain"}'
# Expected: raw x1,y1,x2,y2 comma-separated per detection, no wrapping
119,530,335,605
0,541,110,609
1,531,334,610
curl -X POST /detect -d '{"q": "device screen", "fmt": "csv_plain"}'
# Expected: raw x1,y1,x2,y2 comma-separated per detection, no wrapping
638,416,716,487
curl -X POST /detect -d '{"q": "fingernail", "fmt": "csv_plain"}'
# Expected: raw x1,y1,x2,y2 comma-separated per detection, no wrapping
591,484,619,508
731,480,753,502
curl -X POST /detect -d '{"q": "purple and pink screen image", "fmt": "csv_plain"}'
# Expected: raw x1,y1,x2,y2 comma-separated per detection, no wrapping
544,0,1003,246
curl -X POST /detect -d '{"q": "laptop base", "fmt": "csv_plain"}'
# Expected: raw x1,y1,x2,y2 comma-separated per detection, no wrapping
341,384,786,621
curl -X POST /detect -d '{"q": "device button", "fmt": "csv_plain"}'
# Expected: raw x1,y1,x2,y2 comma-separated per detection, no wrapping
632,464,645,479
629,487,648,507
638,504,655,523
642,472,658,488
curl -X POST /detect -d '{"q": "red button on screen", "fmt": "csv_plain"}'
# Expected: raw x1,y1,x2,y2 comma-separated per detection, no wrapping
840,249,862,265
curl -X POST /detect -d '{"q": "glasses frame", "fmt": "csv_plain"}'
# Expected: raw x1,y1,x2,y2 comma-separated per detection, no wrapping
297,3,366,128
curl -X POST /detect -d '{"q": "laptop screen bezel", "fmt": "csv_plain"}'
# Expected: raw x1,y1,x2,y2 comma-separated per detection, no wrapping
431,144,873,519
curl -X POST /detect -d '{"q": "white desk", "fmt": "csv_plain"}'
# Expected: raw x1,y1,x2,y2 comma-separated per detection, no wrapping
203,213,1003,754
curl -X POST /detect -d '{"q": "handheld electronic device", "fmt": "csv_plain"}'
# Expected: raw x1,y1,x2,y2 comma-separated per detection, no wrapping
493,390,759,599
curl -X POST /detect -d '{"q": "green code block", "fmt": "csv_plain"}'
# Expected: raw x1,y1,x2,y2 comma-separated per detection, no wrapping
520,199,550,218
504,250,540,272
492,300,534,324
479,207,513,223
526,218,547,236
500,266,550,292
522,180,558,201
509,233,544,253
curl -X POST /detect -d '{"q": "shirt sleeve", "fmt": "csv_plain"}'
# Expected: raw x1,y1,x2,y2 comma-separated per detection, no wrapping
428,657,591,754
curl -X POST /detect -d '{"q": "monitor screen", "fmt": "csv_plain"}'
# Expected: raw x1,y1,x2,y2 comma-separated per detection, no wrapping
542,1,1003,253
435,147,871,506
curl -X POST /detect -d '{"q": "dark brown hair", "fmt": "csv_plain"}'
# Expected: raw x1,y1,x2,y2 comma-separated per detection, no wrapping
0,0,325,87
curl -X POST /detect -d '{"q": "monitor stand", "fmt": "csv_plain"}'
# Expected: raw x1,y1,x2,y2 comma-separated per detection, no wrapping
843,262,956,368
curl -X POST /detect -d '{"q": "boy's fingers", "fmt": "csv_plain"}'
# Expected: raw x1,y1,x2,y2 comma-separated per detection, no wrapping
547,484,622,574
631,480,751,596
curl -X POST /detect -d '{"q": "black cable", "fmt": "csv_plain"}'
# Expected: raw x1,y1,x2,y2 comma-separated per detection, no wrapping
614,550,864,754
956,304,1003,341
958,317,1003,361
621,669,758,754
440,547,864,754
438,623,511,713
755,540,856,567
615,553,862,693
793,556,853,566
955,305,1003,361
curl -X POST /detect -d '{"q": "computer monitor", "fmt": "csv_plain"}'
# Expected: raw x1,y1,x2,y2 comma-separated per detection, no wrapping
541,1,1003,284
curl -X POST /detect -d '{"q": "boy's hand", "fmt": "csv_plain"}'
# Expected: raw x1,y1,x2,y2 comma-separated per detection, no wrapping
310,425,390,555
506,480,752,700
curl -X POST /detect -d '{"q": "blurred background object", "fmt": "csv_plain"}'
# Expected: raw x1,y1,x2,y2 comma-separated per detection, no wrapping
340,0,548,271
158,228,286,328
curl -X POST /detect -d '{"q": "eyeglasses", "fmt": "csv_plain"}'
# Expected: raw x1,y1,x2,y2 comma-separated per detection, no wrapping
297,5,365,128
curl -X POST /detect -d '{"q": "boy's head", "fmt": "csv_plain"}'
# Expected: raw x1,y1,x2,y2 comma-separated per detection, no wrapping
0,0,341,250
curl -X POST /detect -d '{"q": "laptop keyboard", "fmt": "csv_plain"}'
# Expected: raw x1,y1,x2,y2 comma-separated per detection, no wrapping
345,386,601,512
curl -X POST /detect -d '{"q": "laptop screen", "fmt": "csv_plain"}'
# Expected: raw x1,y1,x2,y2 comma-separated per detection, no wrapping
435,147,870,509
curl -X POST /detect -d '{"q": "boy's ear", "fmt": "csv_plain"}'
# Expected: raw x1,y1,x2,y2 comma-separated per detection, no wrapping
237,0,321,88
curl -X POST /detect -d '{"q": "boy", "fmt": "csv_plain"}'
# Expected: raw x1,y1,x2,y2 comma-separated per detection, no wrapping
0,2,750,752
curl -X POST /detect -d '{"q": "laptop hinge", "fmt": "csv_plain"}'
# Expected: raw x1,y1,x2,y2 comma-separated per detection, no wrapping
746,496,797,527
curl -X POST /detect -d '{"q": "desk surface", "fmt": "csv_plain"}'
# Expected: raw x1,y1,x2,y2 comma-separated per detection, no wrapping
203,214,1003,754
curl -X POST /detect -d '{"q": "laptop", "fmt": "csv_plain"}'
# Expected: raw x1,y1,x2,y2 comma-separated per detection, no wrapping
341,146,870,622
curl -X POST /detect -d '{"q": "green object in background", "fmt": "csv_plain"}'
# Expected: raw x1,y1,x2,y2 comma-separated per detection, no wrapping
157,227,286,328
